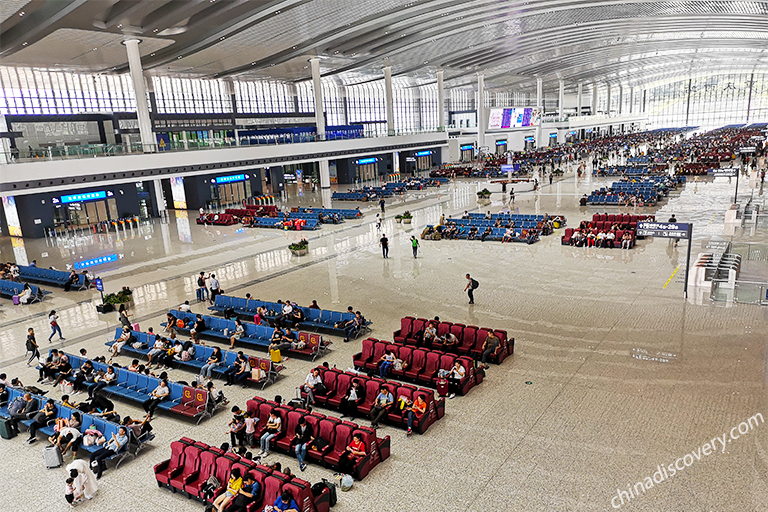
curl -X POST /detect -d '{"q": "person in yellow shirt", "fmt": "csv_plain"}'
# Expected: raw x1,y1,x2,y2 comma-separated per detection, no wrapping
212,467,243,512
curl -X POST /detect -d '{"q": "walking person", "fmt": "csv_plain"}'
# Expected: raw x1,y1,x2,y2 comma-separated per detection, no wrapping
464,274,479,305
26,327,40,366
509,188,515,204
410,236,419,258
378,198,385,213
380,234,389,259
208,273,221,305
48,310,65,342
375,214,381,231
549,173,553,185
668,214,678,247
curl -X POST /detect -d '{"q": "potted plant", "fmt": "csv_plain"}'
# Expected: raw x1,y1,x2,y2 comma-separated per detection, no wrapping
477,188,492,199
103,286,133,305
289,238,309,256
401,211,413,224
395,215,403,223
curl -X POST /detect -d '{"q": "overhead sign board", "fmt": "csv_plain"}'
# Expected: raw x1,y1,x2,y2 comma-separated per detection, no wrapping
712,168,738,177
739,147,756,154
495,140,507,146
460,144,474,151
356,157,377,165
213,174,247,184
414,150,432,157
60,191,109,204
637,222,690,238
94,278,103,291
74,254,118,269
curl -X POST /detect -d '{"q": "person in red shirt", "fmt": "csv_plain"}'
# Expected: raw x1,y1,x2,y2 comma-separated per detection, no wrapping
338,433,366,476
404,395,427,436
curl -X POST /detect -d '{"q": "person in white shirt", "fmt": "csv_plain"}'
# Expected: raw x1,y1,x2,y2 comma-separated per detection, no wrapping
143,380,169,415
447,361,466,399
178,301,192,313
207,275,220,304
302,369,324,406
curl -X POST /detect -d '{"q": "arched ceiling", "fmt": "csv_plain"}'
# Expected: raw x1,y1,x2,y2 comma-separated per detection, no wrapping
1,0,767,93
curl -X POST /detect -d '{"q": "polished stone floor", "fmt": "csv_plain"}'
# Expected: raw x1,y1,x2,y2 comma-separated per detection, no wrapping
0,168,767,511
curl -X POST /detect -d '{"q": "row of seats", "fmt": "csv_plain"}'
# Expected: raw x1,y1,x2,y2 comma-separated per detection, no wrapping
0,385,150,469
166,310,332,360
464,213,546,221
246,395,390,480
247,217,319,230
429,225,539,243
393,317,512,364
53,351,215,423
591,213,655,224
196,214,237,226
299,367,446,434
296,207,363,219
244,204,279,214
18,265,85,289
209,295,369,339
445,218,544,229
560,228,635,247
331,192,372,201
587,193,657,205
352,338,480,396
105,328,284,389
155,437,333,512
0,279,46,303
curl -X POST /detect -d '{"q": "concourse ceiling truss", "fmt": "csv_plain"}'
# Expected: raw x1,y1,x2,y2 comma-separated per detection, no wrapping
0,0,767,93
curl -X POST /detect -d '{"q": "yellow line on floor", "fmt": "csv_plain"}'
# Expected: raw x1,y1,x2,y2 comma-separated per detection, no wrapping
707,213,717,225
663,265,680,289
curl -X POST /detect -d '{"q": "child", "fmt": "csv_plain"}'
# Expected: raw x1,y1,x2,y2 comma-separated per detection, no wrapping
65,477,76,507
244,410,257,448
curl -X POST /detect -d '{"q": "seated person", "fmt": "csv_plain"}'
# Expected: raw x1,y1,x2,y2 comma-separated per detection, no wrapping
480,227,493,242
484,211,492,220
226,473,260,512
422,322,438,345
338,433,367,475
501,228,515,243
605,230,615,248
17,284,34,304
402,395,427,435
377,350,396,378
467,226,479,240
441,332,459,351
446,361,466,399
340,312,362,342
266,490,299,512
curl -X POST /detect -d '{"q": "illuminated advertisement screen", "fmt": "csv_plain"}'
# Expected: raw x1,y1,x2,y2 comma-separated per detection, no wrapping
170,177,187,210
356,158,377,165
488,108,542,129
414,150,432,157
1,196,22,237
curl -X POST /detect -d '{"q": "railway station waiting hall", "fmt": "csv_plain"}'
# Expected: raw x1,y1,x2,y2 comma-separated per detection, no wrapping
0,1,767,511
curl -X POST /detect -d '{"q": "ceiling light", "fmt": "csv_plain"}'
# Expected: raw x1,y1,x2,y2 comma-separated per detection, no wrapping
19,11,25,16
220,36,225,40
117,24,122,28
177,55,183,59
22,42,28,46
153,29,159,32
92,47,98,51
150,52,155,56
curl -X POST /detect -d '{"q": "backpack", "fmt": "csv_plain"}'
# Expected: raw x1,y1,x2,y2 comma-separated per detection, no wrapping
181,351,192,362
471,279,479,290
313,479,337,506
197,277,205,287
8,397,25,415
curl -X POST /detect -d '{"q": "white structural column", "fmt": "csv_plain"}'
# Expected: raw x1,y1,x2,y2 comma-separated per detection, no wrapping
383,66,394,135
576,83,583,116
535,77,545,148
437,70,446,130
123,39,155,152
536,77,543,109
0,115,11,164
477,73,485,151
319,159,331,208
591,81,598,115
618,85,624,115
154,179,167,215
606,83,612,114
558,79,565,119
310,58,325,139
629,87,635,114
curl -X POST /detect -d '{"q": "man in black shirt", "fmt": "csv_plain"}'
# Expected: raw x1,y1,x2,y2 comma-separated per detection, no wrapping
379,234,389,258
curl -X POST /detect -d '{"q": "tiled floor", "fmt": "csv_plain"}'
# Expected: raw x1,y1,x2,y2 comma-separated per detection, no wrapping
1,168,767,511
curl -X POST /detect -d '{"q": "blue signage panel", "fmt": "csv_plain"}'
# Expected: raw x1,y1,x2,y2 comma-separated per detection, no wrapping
549,133,557,138
74,254,118,269
61,191,107,204
460,144,474,150
356,158,377,164
636,222,690,238
495,140,507,146
501,165,515,173
94,278,103,291
414,150,432,157
524,136,535,142
213,174,247,184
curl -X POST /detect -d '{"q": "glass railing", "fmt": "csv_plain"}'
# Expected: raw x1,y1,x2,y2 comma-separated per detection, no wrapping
711,279,768,305
0,128,445,164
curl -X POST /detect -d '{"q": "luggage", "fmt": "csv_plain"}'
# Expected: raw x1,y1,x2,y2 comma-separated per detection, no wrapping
44,445,63,469
313,479,337,506
287,398,305,409
12,296,20,305
132,323,140,332
436,377,449,397
0,418,16,439
334,473,354,492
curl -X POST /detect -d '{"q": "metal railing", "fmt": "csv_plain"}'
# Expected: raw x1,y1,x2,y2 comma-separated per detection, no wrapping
0,128,445,164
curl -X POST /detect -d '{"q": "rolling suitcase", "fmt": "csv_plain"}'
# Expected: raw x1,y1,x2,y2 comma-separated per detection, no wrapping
12,296,20,305
0,418,16,439
44,445,63,469
435,377,449,397
132,323,140,332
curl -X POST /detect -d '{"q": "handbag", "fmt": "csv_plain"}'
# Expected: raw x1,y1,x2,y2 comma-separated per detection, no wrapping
312,437,329,450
